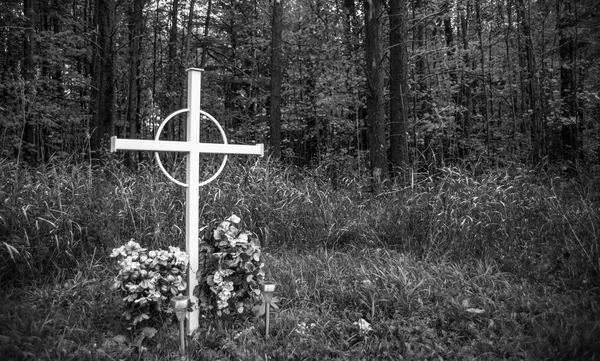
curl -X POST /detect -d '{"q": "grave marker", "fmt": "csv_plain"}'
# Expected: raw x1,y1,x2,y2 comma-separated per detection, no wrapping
111,68,264,334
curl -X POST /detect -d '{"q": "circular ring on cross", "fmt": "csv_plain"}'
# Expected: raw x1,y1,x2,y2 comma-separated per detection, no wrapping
153,109,228,187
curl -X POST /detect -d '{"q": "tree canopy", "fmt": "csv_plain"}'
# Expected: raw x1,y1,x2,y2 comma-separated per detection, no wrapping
1,0,599,177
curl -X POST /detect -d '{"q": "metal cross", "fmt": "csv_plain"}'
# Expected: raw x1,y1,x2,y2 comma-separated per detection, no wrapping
111,68,263,334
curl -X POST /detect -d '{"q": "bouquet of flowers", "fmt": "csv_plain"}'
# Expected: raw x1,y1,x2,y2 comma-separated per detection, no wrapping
194,215,264,317
110,240,189,326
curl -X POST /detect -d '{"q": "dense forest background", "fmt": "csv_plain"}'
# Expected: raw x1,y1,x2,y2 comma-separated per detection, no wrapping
1,0,600,179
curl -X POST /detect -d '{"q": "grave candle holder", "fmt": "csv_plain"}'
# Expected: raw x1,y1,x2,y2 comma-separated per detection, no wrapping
170,295,190,360
260,282,277,339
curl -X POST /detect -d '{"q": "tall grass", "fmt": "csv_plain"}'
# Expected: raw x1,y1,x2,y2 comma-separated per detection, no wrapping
1,155,599,360
1,156,598,287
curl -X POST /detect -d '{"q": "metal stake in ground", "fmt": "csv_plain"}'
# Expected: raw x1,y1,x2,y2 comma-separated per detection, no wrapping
170,296,190,359
111,68,264,334
260,282,277,338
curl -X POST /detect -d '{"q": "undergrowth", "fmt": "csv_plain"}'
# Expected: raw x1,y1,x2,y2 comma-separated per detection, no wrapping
0,155,599,360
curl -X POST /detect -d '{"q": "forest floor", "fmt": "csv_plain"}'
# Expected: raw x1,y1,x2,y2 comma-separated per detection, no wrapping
1,158,599,360
1,247,599,360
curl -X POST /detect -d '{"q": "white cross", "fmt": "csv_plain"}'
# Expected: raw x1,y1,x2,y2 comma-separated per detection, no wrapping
110,68,263,334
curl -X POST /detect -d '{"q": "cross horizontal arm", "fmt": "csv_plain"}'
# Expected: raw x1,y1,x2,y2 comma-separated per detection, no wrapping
111,137,190,152
197,143,264,156
111,136,264,156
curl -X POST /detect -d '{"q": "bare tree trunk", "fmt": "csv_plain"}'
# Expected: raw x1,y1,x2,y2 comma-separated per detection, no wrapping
459,0,472,143
166,0,180,140
125,0,144,166
476,1,490,149
200,0,212,68
90,0,115,155
517,0,543,165
341,0,363,173
184,0,197,68
365,0,388,185
269,0,283,160
505,0,517,144
389,0,409,180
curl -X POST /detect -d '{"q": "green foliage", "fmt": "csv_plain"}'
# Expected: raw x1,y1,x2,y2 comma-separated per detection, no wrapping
195,215,264,317
110,240,189,327
1,157,599,359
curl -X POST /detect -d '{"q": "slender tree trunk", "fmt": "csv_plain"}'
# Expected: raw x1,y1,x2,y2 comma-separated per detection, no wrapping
151,0,159,138
517,0,543,165
459,0,472,142
269,0,283,160
200,0,212,68
51,0,64,156
184,0,197,68
443,0,455,79
505,0,517,143
21,0,36,164
389,0,409,180
516,5,525,115
51,0,63,95
441,0,457,160
125,0,144,166
414,0,434,175
557,0,577,160
476,1,490,149
365,0,388,184
166,0,180,140
90,0,115,154
342,0,363,173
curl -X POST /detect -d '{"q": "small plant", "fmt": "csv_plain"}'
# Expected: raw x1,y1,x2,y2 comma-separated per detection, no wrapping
194,215,264,317
110,240,189,327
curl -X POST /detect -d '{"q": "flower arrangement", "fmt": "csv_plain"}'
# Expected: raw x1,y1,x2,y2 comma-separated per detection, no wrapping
110,240,189,326
194,215,264,317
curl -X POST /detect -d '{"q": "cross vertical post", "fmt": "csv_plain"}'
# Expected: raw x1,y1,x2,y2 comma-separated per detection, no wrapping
185,68,202,334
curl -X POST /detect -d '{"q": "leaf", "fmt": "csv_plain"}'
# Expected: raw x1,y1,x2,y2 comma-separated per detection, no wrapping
213,229,222,240
140,327,157,339
113,335,129,345
133,313,149,325
113,280,123,290
253,302,266,317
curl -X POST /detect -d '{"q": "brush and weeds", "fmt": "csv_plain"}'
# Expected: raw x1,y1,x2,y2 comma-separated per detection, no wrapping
0,155,599,360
